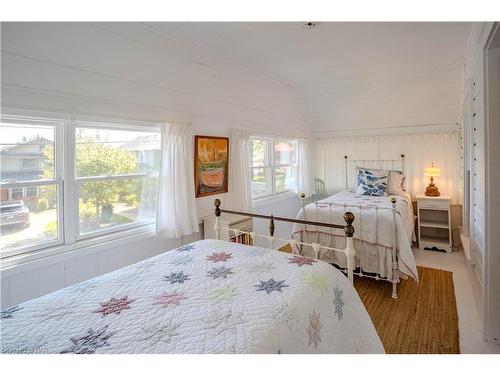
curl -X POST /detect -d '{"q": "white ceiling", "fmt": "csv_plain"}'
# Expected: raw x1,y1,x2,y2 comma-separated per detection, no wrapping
146,22,471,132
1,22,471,133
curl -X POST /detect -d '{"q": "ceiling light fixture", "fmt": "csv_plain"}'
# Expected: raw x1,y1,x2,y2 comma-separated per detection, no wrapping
303,22,318,29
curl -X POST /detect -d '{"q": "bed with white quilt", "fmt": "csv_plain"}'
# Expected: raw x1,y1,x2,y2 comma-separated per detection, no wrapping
1,239,384,354
292,191,418,295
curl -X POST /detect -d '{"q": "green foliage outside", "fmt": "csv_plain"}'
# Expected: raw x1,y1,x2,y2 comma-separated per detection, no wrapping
75,137,139,221
41,136,143,230
37,198,49,211
44,221,57,236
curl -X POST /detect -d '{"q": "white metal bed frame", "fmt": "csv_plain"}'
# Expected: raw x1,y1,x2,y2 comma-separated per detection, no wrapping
297,155,406,298
213,199,358,284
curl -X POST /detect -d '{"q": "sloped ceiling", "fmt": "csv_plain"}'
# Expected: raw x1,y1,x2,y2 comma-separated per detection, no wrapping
1,22,471,133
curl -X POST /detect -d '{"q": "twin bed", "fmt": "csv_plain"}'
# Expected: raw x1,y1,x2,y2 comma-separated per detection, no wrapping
292,156,418,298
1,156,417,354
292,190,418,298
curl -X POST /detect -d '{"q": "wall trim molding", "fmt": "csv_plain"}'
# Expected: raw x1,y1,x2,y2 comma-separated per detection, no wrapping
312,123,460,138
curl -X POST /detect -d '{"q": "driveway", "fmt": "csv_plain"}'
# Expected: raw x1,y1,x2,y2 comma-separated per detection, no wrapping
0,209,57,251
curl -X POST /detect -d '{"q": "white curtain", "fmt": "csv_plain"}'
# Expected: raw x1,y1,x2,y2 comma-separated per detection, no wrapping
314,132,462,204
156,123,199,239
228,129,253,211
298,138,314,197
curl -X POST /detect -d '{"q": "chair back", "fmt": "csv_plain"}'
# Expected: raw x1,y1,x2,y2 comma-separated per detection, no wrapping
315,177,326,194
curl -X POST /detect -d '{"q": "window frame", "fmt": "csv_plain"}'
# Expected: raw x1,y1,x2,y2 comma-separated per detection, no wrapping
0,115,65,258
20,158,38,170
1,113,161,259
249,136,299,200
70,121,161,242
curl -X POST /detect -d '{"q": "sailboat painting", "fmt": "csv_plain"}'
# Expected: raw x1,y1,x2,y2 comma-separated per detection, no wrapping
194,135,229,197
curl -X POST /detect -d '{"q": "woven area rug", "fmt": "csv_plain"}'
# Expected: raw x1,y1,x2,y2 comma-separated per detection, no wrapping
354,266,460,354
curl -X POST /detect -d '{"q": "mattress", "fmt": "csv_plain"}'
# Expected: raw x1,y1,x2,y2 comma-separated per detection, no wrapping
0,239,384,354
292,191,418,281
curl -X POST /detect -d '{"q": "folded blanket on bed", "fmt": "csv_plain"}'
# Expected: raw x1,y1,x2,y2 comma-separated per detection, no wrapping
292,191,418,281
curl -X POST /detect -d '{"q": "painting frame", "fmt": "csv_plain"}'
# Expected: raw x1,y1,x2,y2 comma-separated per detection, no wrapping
194,135,229,198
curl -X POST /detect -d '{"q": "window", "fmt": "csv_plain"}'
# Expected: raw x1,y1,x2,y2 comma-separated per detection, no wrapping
26,186,38,198
74,126,160,238
0,114,161,258
21,158,38,169
249,137,298,199
0,119,63,255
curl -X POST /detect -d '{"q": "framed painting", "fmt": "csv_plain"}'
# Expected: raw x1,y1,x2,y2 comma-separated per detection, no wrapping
194,135,229,197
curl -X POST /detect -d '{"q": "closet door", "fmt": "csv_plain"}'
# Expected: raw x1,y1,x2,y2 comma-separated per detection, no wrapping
462,87,472,239
470,68,486,280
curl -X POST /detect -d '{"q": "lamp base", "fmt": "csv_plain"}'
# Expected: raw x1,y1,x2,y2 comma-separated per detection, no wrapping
425,184,440,197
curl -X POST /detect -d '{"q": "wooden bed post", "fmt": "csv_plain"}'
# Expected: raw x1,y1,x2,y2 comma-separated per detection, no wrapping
391,197,398,299
268,215,275,249
214,199,222,240
343,211,356,284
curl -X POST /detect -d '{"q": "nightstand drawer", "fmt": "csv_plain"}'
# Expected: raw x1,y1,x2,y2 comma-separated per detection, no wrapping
417,199,449,210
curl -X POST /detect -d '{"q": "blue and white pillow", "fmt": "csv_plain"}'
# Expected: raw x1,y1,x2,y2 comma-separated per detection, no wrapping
355,168,389,196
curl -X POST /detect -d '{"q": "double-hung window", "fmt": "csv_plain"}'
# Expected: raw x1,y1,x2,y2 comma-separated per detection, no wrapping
249,137,298,199
73,124,160,239
0,114,161,258
0,116,64,256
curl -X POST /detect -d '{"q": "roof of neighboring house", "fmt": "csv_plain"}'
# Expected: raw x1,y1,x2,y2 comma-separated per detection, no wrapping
1,171,43,183
0,137,52,157
120,134,160,152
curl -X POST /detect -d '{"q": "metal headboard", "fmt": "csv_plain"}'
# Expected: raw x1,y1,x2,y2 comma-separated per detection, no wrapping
344,154,405,190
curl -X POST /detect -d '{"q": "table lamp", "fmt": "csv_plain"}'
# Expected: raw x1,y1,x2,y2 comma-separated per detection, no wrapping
424,163,441,196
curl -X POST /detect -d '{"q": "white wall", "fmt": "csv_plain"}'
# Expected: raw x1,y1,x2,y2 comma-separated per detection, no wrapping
252,196,302,249
0,230,194,308
0,23,309,133
313,132,462,203
0,23,308,309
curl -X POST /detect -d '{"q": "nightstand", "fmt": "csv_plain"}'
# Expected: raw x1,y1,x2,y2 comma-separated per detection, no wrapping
416,194,452,253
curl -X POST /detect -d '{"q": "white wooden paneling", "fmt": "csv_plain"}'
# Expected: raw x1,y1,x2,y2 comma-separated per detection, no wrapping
484,29,500,342
1,235,169,309
64,253,99,286
8,271,40,306
1,23,308,132
462,22,499,342
470,67,486,267
97,251,109,276
38,263,66,296
1,277,10,308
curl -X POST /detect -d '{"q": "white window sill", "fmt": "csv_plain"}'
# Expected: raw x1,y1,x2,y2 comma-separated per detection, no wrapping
252,191,298,208
0,224,157,275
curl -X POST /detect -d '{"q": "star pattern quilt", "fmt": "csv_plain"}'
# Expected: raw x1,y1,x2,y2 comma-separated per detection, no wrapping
0,239,384,354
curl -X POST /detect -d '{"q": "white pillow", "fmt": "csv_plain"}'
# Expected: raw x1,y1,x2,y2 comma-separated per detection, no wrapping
388,171,406,194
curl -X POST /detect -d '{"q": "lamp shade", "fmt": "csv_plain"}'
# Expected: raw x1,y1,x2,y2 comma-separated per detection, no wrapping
424,164,441,177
